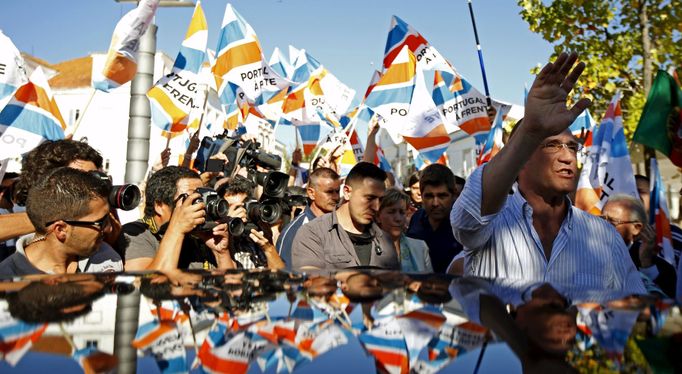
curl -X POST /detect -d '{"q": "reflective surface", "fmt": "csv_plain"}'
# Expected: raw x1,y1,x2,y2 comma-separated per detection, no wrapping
0,270,680,373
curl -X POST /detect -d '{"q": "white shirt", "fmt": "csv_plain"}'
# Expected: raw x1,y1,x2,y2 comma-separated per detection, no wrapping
450,165,646,295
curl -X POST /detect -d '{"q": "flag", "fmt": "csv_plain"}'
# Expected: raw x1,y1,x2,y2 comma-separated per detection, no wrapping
432,70,489,139
0,67,66,159
0,308,47,366
568,108,596,147
132,320,187,373
92,0,159,91
649,158,675,265
147,1,208,133
316,67,355,115
633,70,682,167
364,70,383,101
477,103,511,165
212,4,291,103
576,93,638,215
290,48,323,84
297,123,323,156
365,45,416,144
269,47,293,79
382,15,451,72
413,322,487,373
0,30,27,103
375,146,393,173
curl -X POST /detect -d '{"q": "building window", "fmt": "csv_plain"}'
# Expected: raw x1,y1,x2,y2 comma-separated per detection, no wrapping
85,340,98,349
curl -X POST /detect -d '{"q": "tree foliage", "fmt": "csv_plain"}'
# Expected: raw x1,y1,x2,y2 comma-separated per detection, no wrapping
518,0,682,139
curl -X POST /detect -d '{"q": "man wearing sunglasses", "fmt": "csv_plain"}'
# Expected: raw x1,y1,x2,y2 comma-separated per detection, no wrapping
450,52,645,295
0,167,112,276
602,195,676,297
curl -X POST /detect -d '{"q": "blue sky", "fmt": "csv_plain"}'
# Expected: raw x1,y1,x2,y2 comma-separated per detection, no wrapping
0,0,552,106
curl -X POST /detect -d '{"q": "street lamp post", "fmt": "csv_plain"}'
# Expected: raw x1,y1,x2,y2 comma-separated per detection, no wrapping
111,3,194,374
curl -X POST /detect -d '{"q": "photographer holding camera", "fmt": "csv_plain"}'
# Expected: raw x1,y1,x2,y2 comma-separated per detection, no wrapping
121,166,236,271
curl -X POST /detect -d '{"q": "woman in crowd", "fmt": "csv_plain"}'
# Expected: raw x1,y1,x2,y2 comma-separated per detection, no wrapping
376,188,432,273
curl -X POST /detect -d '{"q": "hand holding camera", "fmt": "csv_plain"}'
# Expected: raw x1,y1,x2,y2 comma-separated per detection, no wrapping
169,191,206,235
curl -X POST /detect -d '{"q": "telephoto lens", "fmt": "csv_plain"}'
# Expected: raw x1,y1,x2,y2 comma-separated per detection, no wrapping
90,170,141,211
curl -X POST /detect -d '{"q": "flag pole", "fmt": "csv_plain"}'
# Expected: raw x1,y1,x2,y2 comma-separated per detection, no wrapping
68,88,97,138
467,0,492,108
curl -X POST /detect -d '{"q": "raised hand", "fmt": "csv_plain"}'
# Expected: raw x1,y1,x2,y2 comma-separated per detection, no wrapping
523,52,591,139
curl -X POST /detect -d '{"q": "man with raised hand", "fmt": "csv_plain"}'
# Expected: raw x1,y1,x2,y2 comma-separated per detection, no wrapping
451,52,645,294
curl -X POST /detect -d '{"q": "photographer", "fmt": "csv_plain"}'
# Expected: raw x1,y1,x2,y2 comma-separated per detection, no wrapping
220,176,285,270
120,166,235,271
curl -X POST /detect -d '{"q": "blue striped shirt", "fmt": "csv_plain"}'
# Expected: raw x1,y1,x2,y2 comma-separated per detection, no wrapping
450,165,646,295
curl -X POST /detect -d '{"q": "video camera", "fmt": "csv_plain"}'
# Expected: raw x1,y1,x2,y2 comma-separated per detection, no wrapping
90,171,141,211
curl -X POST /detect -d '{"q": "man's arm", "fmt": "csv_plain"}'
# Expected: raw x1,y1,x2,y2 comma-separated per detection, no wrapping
0,212,34,242
362,119,380,163
480,52,590,215
291,224,325,271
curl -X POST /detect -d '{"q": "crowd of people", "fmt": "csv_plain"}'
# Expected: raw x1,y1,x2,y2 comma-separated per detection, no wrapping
0,51,680,303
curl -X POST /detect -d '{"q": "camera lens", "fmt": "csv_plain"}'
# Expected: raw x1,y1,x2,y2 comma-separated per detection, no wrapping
228,217,245,237
111,184,141,211
206,199,229,221
259,201,281,224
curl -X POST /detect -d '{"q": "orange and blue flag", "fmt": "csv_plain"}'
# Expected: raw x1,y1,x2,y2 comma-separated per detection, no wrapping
576,93,638,215
359,319,410,374
383,15,451,72
148,1,208,133
0,67,66,159
212,4,290,104
132,319,187,373
649,158,675,265
92,0,159,92
432,70,490,140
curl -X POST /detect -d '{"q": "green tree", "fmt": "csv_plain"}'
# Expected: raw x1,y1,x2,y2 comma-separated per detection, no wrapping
518,0,681,139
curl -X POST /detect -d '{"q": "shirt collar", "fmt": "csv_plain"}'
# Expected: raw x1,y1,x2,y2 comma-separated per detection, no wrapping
330,206,384,240
510,187,575,228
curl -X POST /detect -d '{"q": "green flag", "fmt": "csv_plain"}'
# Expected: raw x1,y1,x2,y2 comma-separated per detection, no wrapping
633,70,682,167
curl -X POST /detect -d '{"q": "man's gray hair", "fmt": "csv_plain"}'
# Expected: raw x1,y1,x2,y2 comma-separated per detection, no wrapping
606,194,647,223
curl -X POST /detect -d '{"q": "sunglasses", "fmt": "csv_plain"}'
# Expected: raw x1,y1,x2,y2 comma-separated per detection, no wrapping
45,213,111,232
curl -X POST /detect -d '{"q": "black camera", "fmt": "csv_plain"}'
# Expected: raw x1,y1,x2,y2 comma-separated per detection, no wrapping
90,171,141,211
178,187,229,231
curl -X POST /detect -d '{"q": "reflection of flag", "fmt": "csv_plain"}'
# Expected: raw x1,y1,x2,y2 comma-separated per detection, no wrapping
92,0,159,92
359,319,409,374
414,322,487,373
132,320,187,373
432,70,489,138
148,1,207,133
0,310,47,366
396,306,445,367
382,15,450,72
0,67,66,159
575,304,639,356
199,330,271,374
633,70,682,168
576,93,638,215
649,158,675,265
0,30,27,102
212,4,290,103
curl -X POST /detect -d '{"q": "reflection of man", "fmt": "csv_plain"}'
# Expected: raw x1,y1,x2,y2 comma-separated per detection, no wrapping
450,52,645,294
407,164,463,273
277,167,341,269
292,162,399,271
0,168,113,277
603,195,677,297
